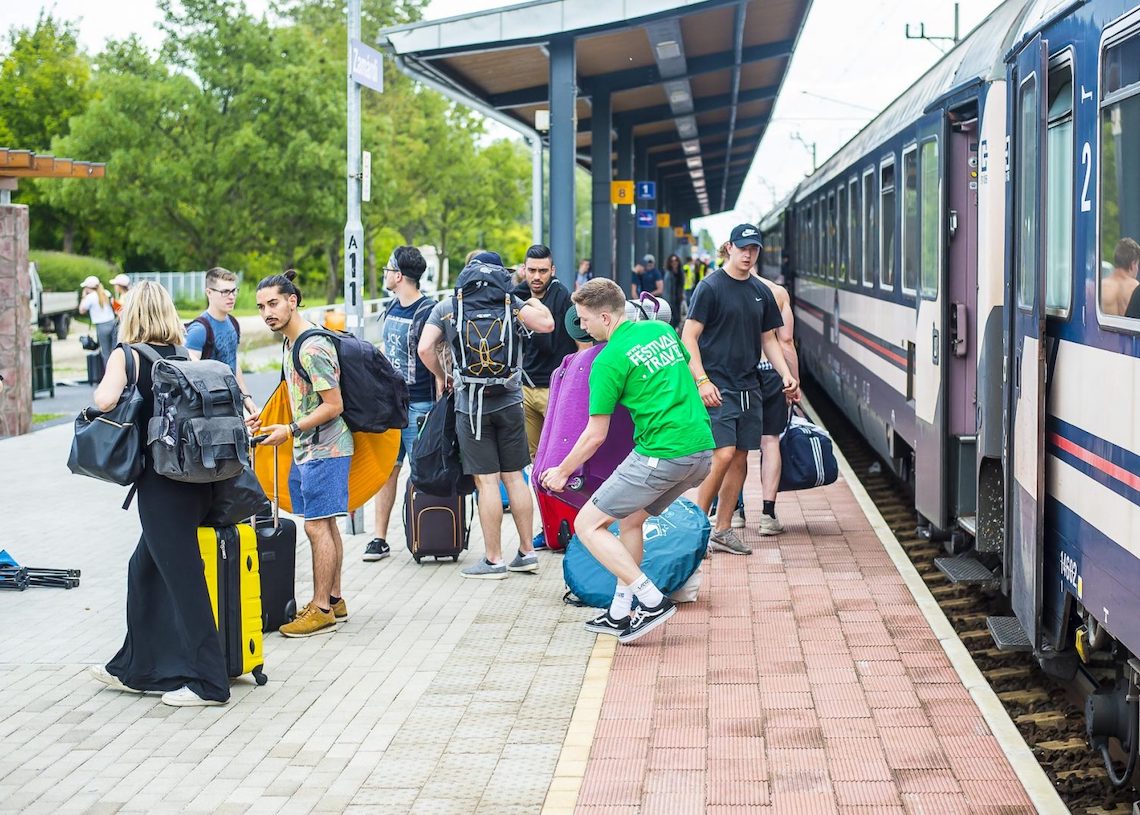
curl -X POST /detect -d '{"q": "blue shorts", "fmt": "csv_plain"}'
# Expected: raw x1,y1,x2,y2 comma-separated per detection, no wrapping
396,400,434,465
288,456,351,520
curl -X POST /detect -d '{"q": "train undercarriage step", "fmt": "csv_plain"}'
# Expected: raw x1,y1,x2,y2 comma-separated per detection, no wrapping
934,556,998,586
986,615,1032,652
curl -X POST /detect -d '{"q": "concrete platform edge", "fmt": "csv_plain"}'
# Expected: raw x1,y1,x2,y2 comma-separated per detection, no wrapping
801,393,1069,815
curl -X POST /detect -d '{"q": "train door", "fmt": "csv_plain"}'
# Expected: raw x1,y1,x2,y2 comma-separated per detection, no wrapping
1006,35,1048,651
914,115,950,529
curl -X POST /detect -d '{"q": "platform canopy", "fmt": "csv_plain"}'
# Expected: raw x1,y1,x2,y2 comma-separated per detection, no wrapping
380,0,811,287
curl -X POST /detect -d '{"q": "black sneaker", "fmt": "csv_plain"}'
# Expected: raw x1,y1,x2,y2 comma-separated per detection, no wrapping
584,611,630,636
363,538,390,562
618,598,676,644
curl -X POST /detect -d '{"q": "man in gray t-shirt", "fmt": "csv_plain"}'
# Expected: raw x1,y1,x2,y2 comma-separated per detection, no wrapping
417,253,555,581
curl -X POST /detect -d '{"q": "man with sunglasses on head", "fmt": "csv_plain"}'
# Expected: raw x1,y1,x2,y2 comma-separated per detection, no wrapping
186,266,257,417
364,246,437,562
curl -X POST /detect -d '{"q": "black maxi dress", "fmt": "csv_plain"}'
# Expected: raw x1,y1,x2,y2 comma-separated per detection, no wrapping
105,343,230,702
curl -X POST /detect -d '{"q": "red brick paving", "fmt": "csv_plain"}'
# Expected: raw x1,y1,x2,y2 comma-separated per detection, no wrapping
574,458,1037,814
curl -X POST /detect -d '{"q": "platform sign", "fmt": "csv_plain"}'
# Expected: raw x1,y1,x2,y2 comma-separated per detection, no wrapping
657,212,671,228
673,226,684,237
611,180,634,205
636,181,656,200
636,209,656,228
350,39,384,93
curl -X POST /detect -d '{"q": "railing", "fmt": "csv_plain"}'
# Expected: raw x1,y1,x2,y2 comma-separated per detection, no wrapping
131,271,243,303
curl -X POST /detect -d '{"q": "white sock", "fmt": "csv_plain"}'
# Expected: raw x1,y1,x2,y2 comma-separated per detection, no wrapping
609,583,633,618
631,573,664,607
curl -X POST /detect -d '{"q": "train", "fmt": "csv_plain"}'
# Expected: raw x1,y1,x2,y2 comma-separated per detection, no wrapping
761,0,1140,783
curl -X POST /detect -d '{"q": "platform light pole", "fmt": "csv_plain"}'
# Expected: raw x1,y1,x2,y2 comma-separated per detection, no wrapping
344,0,383,533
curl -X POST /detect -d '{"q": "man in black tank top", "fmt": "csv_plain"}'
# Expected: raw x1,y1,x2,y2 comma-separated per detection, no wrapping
682,224,799,555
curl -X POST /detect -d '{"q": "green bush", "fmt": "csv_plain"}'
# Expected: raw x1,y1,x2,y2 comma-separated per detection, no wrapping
30,251,120,292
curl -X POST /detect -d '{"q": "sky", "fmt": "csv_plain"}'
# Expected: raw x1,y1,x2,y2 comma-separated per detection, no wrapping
3,0,1004,241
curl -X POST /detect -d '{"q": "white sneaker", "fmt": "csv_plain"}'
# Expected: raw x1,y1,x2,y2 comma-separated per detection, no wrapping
89,665,143,694
758,513,785,535
731,509,746,529
161,686,226,707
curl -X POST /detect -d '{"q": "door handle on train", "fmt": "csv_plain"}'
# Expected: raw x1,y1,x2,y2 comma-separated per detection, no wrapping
951,302,967,358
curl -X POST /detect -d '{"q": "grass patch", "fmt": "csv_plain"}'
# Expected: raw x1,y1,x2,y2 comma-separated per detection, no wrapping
33,413,67,424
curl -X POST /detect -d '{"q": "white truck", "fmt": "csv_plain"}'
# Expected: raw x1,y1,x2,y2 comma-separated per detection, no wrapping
29,262,80,339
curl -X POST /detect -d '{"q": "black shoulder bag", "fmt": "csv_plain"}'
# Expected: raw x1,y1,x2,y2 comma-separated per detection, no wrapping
67,343,146,486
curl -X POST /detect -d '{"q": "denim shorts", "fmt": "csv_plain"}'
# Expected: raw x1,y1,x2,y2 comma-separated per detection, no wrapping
288,456,351,520
397,400,435,465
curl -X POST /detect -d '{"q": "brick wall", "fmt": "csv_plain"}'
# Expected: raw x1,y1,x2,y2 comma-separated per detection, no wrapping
0,204,31,437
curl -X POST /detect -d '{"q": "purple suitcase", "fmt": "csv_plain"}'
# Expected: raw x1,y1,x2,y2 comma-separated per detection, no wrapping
533,345,635,509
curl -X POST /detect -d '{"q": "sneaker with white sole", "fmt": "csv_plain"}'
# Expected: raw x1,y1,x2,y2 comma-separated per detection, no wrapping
758,513,785,535
618,598,677,644
363,538,390,562
89,665,144,694
709,527,752,555
584,611,630,636
507,551,538,573
460,559,508,579
161,686,226,707
731,508,746,529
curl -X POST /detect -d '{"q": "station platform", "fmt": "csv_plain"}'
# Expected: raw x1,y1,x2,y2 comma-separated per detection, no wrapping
0,412,1064,814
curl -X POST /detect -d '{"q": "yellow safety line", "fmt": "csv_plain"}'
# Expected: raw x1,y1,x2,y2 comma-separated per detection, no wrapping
540,635,617,814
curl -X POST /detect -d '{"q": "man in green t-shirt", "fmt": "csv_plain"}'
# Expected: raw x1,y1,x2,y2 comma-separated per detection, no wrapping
539,279,714,644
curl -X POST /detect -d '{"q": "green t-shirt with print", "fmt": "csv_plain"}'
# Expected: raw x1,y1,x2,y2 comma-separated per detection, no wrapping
283,333,354,464
588,320,714,459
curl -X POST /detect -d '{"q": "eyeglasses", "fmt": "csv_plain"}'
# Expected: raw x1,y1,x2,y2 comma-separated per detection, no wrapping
209,287,238,297
384,267,401,275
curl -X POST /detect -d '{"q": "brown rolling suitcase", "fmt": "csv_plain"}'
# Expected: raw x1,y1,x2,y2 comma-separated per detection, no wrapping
403,485,470,563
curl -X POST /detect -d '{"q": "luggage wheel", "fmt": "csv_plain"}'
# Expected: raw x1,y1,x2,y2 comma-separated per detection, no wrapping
413,556,422,564
285,599,297,623
253,665,268,686
452,556,459,562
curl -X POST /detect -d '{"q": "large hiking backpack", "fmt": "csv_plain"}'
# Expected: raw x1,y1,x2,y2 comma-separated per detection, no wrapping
187,314,241,361
451,261,522,434
292,327,409,433
136,344,249,483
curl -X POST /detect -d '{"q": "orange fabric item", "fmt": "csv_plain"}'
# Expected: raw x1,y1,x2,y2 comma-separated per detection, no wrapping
253,381,399,513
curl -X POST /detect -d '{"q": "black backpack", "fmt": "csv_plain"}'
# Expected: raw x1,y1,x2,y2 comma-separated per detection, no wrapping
291,327,409,433
409,391,475,497
188,314,241,361
135,344,249,483
451,261,522,429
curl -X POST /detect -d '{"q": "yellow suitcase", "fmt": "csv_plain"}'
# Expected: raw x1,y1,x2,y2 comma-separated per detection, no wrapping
198,525,267,685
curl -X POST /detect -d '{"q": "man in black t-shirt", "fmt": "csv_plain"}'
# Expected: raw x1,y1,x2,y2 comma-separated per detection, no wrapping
682,224,799,555
513,244,581,459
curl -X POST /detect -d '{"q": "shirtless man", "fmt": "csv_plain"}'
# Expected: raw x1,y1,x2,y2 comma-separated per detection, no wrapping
1100,238,1140,316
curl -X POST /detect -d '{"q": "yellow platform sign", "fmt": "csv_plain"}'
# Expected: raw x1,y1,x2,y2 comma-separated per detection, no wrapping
657,212,671,228
611,181,634,205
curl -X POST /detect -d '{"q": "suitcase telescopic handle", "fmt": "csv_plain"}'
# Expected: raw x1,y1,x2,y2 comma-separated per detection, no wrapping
249,435,281,529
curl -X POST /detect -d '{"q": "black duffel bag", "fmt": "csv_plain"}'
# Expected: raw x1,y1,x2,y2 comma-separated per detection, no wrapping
409,391,475,497
67,343,145,486
203,466,271,527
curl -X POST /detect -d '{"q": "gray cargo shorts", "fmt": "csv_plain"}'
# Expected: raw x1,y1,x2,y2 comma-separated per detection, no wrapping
591,449,713,520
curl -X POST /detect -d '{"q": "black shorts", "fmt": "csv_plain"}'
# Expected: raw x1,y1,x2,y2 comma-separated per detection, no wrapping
456,402,531,475
759,367,788,437
707,389,764,451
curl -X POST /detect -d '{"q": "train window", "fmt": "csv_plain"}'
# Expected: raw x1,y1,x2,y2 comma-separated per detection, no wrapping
814,198,823,278
1017,75,1038,311
1046,61,1073,317
1099,29,1140,321
827,192,836,281
849,178,861,284
881,160,896,289
862,169,876,287
902,146,919,294
920,138,939,299
838,185,848,284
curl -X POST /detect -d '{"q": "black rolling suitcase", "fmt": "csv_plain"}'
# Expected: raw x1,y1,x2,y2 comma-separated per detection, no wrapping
404,485,470,563
252,441,297,632
86,352,105,384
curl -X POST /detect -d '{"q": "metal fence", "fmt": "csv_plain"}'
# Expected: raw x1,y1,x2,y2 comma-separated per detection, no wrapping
130,271,243,303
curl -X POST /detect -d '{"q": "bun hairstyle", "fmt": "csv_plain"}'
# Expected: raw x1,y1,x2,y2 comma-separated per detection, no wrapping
256,268,304,306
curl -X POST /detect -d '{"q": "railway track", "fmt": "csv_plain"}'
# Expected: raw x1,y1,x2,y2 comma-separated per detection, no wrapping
804,379,1139,815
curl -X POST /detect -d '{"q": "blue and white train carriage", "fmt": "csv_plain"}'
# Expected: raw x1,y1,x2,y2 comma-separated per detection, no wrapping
769,0,1140,777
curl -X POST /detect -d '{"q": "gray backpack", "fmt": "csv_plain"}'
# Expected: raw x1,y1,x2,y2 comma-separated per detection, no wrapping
136,344,248,483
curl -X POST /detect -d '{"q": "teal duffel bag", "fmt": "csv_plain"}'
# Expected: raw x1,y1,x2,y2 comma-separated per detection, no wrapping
562,497,710,609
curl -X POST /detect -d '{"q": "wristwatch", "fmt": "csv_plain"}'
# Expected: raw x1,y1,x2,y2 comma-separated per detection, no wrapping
288,421,300,436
